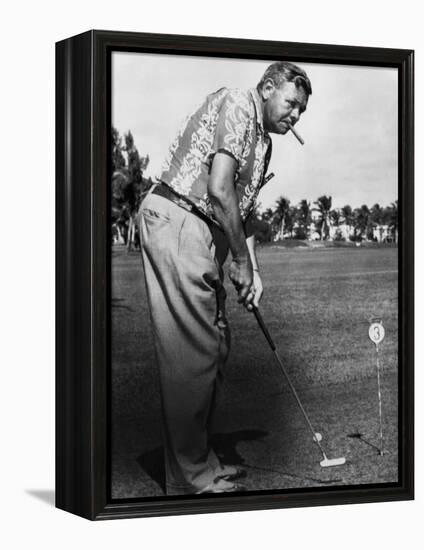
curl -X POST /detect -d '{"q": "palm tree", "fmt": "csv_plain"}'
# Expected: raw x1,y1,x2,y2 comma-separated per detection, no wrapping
111,168,130,243
371,203,384,225
340,204,354,240
110,127,150,250
262,207,275,222
341,204,353,226
296,199,311,239
387,200,398,243
314,195,332,240
330,208,341,227
354,204,373,241
112,126,126,172
329,208,342,240
371,203,385,242
274,197,291,240
123,131,150,251
260,207,277,240
286,206,296,238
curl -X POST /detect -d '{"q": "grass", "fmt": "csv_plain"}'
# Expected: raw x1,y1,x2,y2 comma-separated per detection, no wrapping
111,245,398,498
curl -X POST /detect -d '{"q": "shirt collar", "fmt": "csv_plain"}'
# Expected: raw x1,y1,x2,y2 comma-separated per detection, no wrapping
249,88,266,135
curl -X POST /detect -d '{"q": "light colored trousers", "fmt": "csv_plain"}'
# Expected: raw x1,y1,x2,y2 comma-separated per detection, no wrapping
138,191,231,495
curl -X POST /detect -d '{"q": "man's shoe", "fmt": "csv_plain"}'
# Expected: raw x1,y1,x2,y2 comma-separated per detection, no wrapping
215,465,246,482
196,478,247,494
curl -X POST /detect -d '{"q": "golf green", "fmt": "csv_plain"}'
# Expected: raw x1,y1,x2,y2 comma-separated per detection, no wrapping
111,245,398,498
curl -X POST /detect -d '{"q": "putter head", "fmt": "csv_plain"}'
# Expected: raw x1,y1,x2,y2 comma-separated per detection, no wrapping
320,457,346,468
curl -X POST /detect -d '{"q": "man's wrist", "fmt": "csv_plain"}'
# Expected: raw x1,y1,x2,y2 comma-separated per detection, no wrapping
232,253,250,263
232,244,251,261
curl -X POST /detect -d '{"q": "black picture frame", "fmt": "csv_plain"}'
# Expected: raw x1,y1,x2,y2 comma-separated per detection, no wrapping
55,29,414,520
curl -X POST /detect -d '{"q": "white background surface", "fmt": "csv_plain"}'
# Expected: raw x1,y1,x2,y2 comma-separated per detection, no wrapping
0,1,421,548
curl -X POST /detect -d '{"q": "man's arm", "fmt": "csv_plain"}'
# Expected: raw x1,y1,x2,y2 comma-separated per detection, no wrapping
208,152,254,308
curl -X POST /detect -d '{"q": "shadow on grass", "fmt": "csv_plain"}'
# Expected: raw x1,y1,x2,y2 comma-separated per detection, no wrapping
243,462,343,485
136,429,268,492
136,447,166,494
347,432,382,454
211,429,268,466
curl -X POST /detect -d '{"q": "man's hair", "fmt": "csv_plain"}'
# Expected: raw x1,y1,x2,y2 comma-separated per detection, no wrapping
257,62,312,95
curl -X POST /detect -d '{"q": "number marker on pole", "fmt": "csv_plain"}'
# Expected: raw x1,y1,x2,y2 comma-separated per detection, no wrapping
368,319,385,456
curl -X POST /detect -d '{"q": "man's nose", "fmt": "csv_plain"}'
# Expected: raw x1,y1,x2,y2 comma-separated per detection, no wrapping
290,108,301,125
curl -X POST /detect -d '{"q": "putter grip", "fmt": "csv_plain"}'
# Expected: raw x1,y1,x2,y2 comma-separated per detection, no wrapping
252,307,276,351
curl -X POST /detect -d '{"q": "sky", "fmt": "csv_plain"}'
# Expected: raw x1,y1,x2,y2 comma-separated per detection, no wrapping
112,52,398,211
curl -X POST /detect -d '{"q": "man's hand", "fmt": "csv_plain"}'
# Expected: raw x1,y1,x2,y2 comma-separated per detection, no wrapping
229,255,254,308
252,271,264,309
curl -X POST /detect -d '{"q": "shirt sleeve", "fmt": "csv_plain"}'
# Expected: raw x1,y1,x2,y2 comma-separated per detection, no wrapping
210,90,251,166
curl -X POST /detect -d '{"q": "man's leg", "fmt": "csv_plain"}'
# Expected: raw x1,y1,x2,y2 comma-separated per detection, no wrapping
139,193,233,494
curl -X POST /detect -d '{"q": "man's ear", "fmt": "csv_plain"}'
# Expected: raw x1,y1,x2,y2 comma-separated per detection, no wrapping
261,78,275,100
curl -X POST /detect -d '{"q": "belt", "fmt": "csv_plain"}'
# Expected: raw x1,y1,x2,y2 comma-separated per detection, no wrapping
152,183,218,229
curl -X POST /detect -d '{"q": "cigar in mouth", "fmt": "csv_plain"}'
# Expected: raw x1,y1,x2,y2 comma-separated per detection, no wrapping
287,122,305,145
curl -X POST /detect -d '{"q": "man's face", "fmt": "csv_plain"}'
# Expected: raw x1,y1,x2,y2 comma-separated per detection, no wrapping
262,80,308,135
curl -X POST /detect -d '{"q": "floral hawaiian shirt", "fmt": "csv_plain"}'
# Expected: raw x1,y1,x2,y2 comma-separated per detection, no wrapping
159,87,272,224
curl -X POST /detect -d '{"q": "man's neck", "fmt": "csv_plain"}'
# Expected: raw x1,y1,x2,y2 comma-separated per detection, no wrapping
250,88,265,131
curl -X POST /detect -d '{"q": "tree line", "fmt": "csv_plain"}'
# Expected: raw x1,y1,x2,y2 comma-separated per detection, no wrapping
111,127,399,247
254,195,398,243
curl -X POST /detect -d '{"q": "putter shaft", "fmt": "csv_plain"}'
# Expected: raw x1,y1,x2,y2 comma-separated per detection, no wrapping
271,347,328,460
253,307,346,467
253,307,327,459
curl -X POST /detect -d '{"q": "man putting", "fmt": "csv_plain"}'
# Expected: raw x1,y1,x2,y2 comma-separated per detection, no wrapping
138,62,311,495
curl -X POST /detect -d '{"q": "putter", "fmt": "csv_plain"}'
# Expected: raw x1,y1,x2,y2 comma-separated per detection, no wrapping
252,306,346,468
